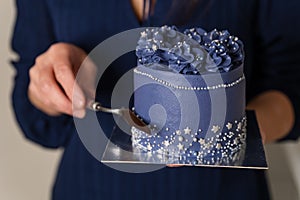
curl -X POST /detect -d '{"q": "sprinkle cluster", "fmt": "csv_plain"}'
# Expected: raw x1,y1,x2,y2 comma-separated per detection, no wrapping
131,116,247,165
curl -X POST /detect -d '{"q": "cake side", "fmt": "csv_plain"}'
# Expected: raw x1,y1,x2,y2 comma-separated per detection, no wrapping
131,26,247,165
132,65,246,165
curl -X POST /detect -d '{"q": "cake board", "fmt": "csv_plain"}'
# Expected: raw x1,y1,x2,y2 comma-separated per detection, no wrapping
101,111,268,169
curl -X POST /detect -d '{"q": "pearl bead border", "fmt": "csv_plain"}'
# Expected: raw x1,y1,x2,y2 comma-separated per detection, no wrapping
134,68,245,91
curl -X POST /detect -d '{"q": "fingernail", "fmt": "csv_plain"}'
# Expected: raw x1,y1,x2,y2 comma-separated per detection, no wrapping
73,92,85,109
73,109,86,118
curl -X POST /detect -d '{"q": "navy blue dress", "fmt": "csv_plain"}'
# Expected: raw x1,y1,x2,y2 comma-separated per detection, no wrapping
11,0,300,199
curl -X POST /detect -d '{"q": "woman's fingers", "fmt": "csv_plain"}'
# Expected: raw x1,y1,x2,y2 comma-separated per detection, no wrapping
53,63,85,109
28,43,89,118
166,164,184,167
29,64,73,116
75,56,98,104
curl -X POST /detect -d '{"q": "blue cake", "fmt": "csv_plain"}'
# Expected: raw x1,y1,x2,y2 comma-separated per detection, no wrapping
131,26,247,165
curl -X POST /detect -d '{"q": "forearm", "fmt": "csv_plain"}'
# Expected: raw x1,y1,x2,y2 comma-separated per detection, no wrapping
247,90,295,143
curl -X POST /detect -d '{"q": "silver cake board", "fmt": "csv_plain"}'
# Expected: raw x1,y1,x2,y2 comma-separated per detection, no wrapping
101,111,268,169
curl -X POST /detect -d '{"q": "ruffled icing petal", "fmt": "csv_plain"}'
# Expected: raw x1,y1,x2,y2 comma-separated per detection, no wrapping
136,26,244,74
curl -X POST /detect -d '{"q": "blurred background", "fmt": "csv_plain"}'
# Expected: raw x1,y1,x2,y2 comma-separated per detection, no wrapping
1,1,300,200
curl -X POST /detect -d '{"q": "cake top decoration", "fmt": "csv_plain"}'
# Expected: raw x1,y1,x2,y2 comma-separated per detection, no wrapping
136,26,244,74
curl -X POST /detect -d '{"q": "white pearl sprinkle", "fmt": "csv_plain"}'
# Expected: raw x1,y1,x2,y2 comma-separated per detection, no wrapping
178,136,184,142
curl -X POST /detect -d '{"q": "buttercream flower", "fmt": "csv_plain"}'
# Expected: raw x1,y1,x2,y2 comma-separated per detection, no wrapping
136,26,244,74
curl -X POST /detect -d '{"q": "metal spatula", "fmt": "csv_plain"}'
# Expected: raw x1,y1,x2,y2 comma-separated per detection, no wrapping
90,102,151,135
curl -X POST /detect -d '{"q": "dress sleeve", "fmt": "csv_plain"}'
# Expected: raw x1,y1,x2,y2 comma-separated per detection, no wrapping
11,0,75,148
253,0,300,140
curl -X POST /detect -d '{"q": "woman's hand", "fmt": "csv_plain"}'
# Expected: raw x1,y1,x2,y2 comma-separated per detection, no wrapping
28,43,97,118
247,90,295,143
167,164,184,167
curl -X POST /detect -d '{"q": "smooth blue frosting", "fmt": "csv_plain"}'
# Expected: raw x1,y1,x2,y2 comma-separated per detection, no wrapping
136,26,244,74
132,65,246,165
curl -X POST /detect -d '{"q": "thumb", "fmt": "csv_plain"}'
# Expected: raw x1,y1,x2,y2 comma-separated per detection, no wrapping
53,63,86,118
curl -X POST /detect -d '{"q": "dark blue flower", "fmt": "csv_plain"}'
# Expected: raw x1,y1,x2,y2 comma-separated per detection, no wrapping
136,26,244,74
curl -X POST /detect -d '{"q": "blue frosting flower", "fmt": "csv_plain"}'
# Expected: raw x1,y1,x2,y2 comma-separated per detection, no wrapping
136,26,244,74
